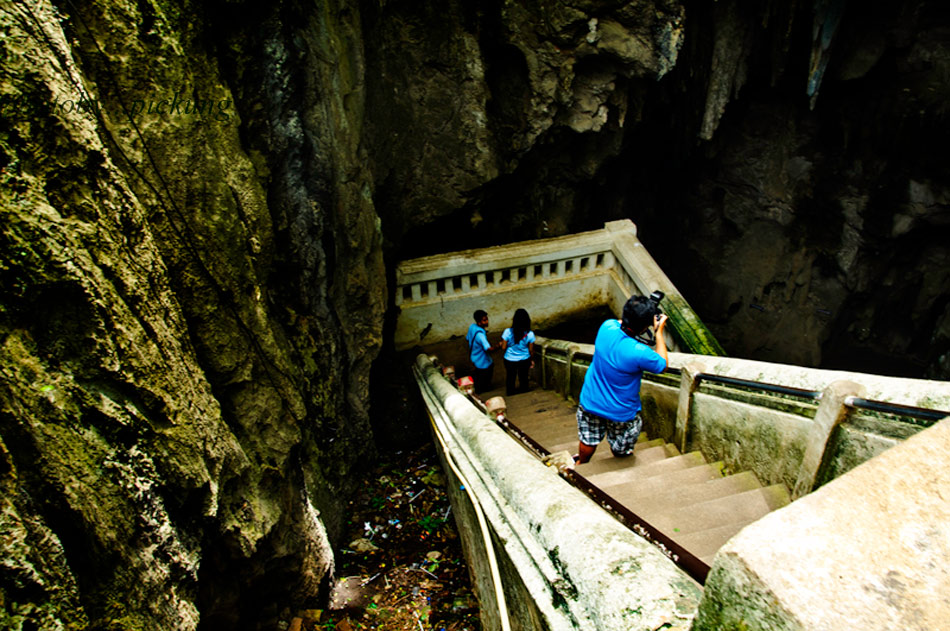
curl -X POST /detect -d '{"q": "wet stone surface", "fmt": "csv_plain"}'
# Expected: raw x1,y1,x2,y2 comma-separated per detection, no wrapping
290,445,481,631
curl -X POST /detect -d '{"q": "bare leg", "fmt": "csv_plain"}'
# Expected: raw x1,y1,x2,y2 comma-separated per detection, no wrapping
576,441,597,464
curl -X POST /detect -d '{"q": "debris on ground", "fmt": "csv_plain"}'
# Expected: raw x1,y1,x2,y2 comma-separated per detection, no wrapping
290,445,482,631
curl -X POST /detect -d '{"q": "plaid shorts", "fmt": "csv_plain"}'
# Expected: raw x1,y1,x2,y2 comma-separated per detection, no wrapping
576,404,643,456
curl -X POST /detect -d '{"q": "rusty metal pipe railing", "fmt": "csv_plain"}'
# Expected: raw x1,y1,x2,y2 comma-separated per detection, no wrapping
488,408,711,585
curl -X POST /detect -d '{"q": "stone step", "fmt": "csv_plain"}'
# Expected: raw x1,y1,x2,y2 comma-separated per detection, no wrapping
627,471,764,517
672,522,753,565
489,389,559,413
647,485,791,537
517,424,576,449
486,387,793,566
582,451,708,488
543,434,657,459
600,463,726,504
508,402,573,423
576,443,678,474
517,412,578,441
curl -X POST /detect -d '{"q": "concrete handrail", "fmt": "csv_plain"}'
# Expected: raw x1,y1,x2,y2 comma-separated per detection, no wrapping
692,417,950,631
534,334,950,495
605,224,725,355
534,336,950,410
413,354,702,631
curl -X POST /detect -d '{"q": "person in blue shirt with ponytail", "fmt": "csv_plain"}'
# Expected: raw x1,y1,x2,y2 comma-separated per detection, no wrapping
500,308,536,396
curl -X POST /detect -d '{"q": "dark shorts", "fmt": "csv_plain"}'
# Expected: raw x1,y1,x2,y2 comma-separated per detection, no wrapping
576,404,643,456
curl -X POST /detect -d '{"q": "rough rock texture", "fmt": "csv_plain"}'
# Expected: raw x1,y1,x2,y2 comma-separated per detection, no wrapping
367,0,949,379
367,0,687,252
2,0,949,629
638,0,950,378
0,0,383,629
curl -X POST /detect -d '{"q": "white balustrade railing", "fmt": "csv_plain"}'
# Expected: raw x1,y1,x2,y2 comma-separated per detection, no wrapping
397,252,614,305
395,232,615,307
394,220,723,354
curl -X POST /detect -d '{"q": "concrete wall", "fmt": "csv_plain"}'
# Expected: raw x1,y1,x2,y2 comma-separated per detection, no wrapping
691,417,950,631
534,338,950,491
689,395,812,488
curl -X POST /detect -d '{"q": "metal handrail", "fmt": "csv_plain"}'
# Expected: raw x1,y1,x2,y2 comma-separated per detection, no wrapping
694,373,823,401
545,343,949,426
490,411,711,584
845,397,950,426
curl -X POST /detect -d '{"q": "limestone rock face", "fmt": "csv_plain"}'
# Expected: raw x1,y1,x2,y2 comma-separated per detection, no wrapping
636,0,950,378
369,0,949,378
0,1,383,629
2,0,949,628
365,0,686,249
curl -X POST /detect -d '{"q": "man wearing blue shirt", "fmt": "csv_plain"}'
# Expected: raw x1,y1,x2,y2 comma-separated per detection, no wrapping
466,310,498,394
575,295,669,464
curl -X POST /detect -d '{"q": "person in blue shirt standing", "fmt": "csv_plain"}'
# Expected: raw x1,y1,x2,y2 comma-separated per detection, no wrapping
466,309,498,394
501,308,536,396
575,295,668,464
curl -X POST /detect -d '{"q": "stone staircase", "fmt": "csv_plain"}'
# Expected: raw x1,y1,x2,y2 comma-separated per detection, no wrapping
484,388,791,565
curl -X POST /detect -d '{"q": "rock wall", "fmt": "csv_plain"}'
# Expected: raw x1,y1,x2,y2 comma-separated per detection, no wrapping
638,0,950,379
2,0,948,628
0,0,383,629
366,0,949,379
369,0,687,252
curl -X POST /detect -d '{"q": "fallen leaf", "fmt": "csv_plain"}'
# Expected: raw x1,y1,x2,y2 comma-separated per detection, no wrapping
422,470,446,487
336,618,354,631
299,609,322,621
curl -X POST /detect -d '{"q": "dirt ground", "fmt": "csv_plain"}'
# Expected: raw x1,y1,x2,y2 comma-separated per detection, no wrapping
288,445,482,631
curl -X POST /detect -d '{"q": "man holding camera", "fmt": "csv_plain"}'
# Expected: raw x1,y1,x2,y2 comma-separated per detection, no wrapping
574,294,669,464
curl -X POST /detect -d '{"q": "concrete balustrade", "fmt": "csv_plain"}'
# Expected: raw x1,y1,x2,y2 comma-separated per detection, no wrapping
419,338,950,630
394,220,722,355
413,354,703,631
416,346,950,631
534,337,950,490
407,224,950,630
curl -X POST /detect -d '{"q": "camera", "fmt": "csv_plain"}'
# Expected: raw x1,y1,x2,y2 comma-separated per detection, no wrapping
647,290,665,318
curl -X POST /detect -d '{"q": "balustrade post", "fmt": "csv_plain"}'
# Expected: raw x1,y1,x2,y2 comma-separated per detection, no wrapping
791,380,867,500
539,344,547,389
675,362,706,453
565,347,575,400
